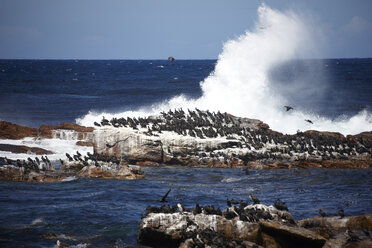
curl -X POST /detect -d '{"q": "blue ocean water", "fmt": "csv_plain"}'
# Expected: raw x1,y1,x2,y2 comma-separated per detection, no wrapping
0,59,372,247
0,59,371,127
0,168,371,247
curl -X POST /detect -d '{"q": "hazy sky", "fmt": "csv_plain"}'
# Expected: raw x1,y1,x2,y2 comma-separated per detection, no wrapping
0,0,371,59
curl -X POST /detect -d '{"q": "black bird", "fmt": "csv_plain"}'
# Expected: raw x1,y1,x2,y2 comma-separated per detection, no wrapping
192,204,202,215
226,198,232,207
338,209,345,219
319,209,327,217
94,122,101,127
249,194,260,204
305,119,313,124
284,105,293,111
159,188,171,202
274,199,288,211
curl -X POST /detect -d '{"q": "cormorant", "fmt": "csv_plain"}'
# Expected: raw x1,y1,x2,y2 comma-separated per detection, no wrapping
274,199,288,211
159,188,171,203
249,194,260,204
319,209,327,217
338,209,345,219
284,106,293,111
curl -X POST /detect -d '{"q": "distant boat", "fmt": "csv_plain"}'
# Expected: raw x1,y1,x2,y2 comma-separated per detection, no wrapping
168,56,175,62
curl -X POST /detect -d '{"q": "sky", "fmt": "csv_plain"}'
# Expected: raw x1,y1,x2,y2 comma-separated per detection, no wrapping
0,0,371,59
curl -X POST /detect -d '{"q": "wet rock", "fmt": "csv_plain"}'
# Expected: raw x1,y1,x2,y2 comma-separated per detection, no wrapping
76,141,93,147
260,221,326,248
138,203,296,247
139,200,372,248
92,110,371,169
39,122,94,140
0,144,53,155
298,214,372,239
78,163,144,180
0,164,71,182
138,212,261,247
0,121,38,139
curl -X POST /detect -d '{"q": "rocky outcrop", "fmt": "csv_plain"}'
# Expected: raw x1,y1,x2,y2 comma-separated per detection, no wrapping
39,122,94,140
0,121,94,141
0,154,144,182
138,202,372,248
0,144,53,155
92,109,372,168
0,121,38,139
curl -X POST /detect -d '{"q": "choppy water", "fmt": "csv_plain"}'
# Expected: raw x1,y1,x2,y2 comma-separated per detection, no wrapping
1,167,371,247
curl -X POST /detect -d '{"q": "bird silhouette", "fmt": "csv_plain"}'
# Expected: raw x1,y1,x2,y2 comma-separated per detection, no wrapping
159,188,171,202
305,119,313,124
319,209,327,217
284,106,293,111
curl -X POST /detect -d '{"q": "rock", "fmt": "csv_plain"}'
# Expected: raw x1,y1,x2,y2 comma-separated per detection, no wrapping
1,154,144,182
0,121,94,141
138,212,261,247
139,201,372,248
0,164,25,181
260,221,326,248
305,130,345,140
39,122,94,140
78,163,144,180
75,141,93,146
298,214,372,239
0,121,38,139
92,110,371,168
261,232,281,248
138,203,296,247
0,144,53,155
0,164,71,182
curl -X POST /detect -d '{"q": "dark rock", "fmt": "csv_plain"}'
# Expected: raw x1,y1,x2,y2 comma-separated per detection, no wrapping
0,144,53,155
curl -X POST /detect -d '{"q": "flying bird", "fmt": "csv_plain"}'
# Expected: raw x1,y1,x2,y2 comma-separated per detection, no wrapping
305,119,313,124
284,105,293,111
159,188,171,202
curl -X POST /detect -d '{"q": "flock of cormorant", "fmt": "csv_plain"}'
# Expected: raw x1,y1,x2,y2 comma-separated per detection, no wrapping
93,108,370,164
0,156,52,172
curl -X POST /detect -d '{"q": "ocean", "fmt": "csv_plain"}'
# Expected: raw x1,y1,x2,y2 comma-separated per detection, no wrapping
1,3,372,247
0,58,371,247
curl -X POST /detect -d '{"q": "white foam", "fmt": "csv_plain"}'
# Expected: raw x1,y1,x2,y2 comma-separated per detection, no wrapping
76,4,372,135
0,137,93,161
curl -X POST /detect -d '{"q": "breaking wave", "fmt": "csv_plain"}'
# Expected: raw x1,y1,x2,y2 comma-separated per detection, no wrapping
77,4,372,135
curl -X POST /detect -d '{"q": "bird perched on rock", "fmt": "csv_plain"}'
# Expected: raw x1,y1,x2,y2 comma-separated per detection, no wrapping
274,199,288,211
284,105,293,111
338,209,345,219
249,194,260,204
177,203,184,213
192,204,202,215
319,209,327,217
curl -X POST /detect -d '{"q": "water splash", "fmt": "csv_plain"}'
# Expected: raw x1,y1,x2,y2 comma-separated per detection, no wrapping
77,4,372,135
